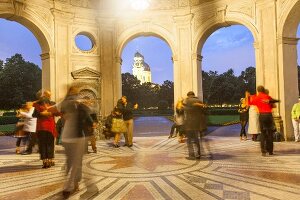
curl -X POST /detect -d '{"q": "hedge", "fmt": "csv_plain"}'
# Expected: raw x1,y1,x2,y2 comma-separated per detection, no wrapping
0,116,19,125
2,111,17,116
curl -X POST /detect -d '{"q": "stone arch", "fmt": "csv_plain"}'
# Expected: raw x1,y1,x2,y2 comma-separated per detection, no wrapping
193,14,259,53
116,24,176,57
191,14,259,101
0,7,54,93
277,0,300,140
114,23,177,108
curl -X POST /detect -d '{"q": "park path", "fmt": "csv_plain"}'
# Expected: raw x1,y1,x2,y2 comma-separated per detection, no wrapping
0,117,300,200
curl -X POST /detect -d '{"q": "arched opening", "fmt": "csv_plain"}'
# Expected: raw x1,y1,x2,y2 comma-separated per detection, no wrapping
0,18,43,109
119,35,174,137
0,14,52,97
278,0,300,140
197,24,256,130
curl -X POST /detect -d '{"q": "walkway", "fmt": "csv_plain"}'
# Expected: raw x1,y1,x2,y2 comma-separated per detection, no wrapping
0,119,300,200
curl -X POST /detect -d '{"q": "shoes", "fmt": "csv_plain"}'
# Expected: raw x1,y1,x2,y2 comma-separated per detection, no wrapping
16,147,20,154
21,150,32,155
261,153,266,157
240,137,243,141
195,156,201,160
127,144,133,147
42,160,51,168
269,152,274,155
113,144,120,148
74,182,79,192
123,144,128,147
93,150,97,153
62,190,71,199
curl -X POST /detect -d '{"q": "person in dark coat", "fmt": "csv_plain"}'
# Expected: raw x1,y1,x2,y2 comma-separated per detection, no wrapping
183,91,205,160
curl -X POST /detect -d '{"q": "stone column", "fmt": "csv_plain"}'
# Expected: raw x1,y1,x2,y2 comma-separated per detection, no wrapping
173,14,194,100
256,1,279,99
277,36,299,140
115,56,122,99
256,1,286,139
40,52,55,97
98,18,117,116
192,53,203,101
172,54,179,107
51,8,74,101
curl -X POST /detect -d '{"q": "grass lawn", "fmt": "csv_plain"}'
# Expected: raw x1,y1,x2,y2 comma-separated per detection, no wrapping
207,115,239,126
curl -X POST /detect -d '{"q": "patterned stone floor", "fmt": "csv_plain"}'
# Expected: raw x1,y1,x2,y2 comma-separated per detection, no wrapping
0,124,300,200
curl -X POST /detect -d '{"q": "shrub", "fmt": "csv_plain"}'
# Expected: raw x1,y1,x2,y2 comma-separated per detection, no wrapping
0,116,19,125
2,111,17,116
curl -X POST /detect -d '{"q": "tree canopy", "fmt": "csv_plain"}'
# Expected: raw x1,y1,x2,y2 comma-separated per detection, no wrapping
0,54,41,109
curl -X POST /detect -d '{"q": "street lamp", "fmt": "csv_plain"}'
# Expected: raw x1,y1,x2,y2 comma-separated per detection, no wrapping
130,0,150,10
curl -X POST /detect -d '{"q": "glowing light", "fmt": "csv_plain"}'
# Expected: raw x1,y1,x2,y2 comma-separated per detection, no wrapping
130,0,150,10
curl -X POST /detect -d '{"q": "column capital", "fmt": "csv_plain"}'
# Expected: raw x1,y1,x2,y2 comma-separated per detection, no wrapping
115,57,123,65
171,55,178,63
277,36,299,45
192,53,203,61
253,42,259,49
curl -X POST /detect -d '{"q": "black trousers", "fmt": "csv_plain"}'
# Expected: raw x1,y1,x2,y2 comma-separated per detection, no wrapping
240,120,248,137
27,132,37,152
37,131,54,160
186,130,200,158
259,114,274,154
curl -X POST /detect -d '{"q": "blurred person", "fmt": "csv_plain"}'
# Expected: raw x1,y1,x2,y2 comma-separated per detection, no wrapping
246,86,279,156
79,99,98,153
247,102,261,141
14,104,29,154
238,97,249,141
51,85,93,198
33,90,57,168
183,91,205,160
56,116,65,145
291,97,300,142
18,101,37,155
116,96,138,147
174,99,185,143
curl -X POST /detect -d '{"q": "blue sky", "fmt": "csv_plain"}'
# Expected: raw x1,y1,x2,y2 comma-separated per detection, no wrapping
0,19,299,84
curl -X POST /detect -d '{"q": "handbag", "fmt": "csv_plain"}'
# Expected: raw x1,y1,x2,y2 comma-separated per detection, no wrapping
111,118,127,133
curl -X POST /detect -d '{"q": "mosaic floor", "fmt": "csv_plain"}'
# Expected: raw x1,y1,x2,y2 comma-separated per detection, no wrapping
0,125,300,200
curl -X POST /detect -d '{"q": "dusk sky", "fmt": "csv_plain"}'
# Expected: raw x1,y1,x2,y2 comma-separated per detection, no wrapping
0,18,299,84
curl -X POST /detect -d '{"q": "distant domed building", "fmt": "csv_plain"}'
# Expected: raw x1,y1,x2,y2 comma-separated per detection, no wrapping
132,52,152,84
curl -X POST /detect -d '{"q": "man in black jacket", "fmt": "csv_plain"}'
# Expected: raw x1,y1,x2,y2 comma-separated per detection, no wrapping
116,96,138,147
183,91,205,160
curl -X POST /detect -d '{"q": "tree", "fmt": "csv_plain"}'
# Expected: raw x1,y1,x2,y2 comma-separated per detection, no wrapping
158,80,174,108
0,59,3,71
122,73,140,105
0,54,41,109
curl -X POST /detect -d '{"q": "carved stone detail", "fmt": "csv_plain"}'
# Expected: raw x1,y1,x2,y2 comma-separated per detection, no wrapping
216,5,228,23
71,67,101,80
228,3,254,18
12,0,25,16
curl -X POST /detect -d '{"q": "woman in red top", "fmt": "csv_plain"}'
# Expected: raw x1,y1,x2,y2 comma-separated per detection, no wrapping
33,90,58,168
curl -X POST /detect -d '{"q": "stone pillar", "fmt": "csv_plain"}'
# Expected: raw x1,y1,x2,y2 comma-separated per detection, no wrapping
256,1,279,99
172,55,180,107
115,56,122,99
173,14,194,100
256,1,286,139
98,18,117,116
192,53,203,101
277,36,299,140
40,52,55,97
51,8,74,101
